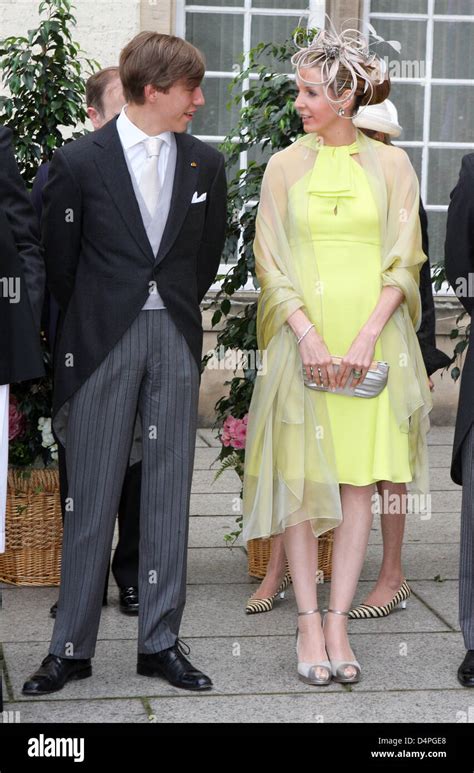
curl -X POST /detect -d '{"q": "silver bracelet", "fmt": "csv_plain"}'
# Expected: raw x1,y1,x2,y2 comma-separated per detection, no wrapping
296,323,314,345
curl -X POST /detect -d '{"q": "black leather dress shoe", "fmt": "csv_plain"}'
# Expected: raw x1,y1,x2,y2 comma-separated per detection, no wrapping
119,586,139,615
22,655,92,695
458,649,474,687
137,640,212,691
50,592,108,619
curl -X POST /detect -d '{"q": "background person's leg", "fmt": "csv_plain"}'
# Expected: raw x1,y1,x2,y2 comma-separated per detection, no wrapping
361,480,407,607
460,424,474,650
112,460,141,589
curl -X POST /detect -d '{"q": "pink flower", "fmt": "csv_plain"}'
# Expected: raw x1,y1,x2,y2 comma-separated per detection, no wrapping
221,416,236,447
221,414,248,450
9,396,26,441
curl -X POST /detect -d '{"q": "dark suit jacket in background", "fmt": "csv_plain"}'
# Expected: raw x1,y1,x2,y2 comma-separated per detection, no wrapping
0,126,44,384
445,153,474,485
31,161,60,350
42,117,226,436
417,200,452,377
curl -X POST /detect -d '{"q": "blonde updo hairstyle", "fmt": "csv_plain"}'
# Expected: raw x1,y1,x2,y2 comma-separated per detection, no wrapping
291,24,391,117
330,63,390,114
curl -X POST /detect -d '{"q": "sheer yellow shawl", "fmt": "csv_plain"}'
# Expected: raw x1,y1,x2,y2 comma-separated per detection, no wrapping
242,130,432,542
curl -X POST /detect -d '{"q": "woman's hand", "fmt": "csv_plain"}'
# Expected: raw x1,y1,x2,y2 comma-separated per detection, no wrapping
298,328,337,389
337,330,377,389
286,309,336,388
336,286,404,389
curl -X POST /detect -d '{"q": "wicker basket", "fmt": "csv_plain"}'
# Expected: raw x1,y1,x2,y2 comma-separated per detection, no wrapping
247,530,334,582
0,468,62,586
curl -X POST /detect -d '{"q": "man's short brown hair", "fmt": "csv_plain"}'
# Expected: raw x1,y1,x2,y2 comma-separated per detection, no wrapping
86,67,120,114
119,32,205,104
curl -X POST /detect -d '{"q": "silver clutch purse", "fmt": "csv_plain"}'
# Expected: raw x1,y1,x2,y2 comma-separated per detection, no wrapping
302,355,389,398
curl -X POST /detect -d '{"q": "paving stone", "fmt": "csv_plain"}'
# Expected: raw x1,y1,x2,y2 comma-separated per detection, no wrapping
192,469,240,493
197,429,221,447
0,698,149,723
361,543,458,582
189,516,243,548
427,427,455,445
148,688,472,724
367,512,460,545
3,425,468,724
190,493,241,515
5,632,464,702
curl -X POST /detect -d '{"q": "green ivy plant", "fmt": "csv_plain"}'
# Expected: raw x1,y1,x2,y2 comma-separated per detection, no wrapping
0,0,99,186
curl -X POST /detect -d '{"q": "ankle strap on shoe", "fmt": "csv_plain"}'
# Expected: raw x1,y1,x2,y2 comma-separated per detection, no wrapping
297,608,320,616
325,608,350,616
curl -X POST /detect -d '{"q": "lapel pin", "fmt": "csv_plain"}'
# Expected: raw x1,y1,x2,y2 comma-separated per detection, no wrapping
190,161,198,167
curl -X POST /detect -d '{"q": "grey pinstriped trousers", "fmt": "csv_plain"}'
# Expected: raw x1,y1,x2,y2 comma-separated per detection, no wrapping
49,310,199,659
460,423,474,649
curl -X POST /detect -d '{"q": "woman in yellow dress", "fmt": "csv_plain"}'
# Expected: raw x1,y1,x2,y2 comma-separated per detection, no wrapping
242,24,432,685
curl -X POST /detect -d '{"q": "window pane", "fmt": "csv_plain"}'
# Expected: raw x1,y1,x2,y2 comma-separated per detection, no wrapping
248,142,273,167
431,85,474,143
389,82,424,140
187,1,243,5
428,149,466,206
402,146,422,185
370,0,427,11
191,78,239,136
220,144,274,186
367,19,426,67
252,0,309,7
251,15,302,73
186,12,244,71
208,140,239,181
433,22,474,78
435,0,474,13
426,209,448,267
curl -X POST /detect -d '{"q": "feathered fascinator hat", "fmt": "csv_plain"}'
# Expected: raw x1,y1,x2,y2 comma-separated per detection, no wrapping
291,15,401,115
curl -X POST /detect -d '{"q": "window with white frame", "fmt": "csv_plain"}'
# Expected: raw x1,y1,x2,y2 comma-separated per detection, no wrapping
176,1,325,148
177,1,474,290
366,0,474,292
176,1,326,281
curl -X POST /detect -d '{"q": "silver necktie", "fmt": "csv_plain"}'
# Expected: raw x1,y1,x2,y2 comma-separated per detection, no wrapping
140,137,163,215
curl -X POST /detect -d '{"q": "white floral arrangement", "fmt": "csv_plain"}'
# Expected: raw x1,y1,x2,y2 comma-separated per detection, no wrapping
37,417,58,462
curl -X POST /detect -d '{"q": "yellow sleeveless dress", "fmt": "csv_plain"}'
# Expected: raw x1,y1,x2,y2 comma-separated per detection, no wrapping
289,139,412,485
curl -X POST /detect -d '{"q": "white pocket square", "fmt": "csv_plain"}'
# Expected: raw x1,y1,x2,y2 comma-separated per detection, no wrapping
191,191,207,204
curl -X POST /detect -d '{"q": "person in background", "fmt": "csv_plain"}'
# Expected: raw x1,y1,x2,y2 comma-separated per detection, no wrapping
0,125,45,555
445,152,474,687
31,68,142,618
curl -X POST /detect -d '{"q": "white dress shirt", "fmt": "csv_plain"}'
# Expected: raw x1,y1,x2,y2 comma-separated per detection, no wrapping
116,105,173,310
116,105,172,192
